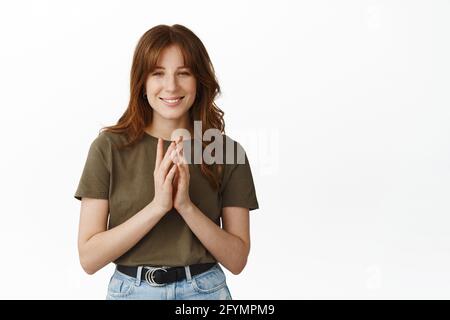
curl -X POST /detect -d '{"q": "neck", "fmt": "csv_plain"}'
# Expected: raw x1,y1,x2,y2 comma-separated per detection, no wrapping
145,113,194,141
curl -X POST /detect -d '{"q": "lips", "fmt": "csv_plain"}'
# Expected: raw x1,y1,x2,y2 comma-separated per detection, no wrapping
159,96,185,107
159,96,184,102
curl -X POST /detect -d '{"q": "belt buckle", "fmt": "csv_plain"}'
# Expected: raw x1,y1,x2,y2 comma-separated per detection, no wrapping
144,267,168,286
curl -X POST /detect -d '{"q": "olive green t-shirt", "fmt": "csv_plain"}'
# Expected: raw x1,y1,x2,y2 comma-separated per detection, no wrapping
74,131,259,267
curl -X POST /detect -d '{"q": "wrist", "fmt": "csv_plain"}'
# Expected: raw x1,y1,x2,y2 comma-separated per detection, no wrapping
147,201,169,217
175,201,195,215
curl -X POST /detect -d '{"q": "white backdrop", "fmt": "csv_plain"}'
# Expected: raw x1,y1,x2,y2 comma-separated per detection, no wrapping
0,0,449,299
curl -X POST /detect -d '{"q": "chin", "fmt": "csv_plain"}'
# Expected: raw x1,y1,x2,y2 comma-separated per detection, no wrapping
156,109,189,120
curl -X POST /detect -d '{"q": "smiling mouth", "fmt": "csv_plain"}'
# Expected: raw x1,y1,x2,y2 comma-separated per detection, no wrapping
159,96,185,103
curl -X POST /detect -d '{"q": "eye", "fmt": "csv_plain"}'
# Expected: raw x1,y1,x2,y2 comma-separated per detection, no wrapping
152,72,163,76
178,72,191,76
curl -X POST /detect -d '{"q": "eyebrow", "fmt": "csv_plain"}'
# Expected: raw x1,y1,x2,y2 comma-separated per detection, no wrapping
154,66,190,70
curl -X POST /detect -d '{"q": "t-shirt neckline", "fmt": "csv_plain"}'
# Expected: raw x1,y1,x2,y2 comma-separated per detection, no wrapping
144,131,196,144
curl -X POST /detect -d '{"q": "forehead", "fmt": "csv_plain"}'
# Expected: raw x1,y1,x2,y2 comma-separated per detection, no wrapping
156,45,186,66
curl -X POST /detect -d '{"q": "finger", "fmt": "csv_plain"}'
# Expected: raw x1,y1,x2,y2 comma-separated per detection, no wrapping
175,140,183,155
159,141,177,177
176,162,184,179
170,148,179,164
179,145,186,161
179,147,189,169
165,163,178,184
155,138,163,170
174,141,186,164
177,152,189,177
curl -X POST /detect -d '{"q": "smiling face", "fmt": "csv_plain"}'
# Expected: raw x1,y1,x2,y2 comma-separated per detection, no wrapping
144,45,197,122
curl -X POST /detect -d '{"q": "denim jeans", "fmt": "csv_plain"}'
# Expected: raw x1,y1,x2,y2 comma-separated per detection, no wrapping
106,263,233,300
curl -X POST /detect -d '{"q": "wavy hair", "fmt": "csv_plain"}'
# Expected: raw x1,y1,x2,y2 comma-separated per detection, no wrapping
101,24,225,191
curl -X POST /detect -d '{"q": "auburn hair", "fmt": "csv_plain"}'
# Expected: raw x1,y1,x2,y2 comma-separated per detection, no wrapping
101,24,225,191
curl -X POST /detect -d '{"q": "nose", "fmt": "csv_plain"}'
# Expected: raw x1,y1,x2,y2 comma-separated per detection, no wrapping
163,74,178,92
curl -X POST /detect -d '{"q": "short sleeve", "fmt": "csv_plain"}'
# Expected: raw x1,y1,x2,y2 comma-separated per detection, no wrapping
74,134,110,201
220,143,259,211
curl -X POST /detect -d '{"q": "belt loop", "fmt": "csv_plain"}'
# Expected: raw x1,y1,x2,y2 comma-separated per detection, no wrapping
135,266,143,286
184,265,192,283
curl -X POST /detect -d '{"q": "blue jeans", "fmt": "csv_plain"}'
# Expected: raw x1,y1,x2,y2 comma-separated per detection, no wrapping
106,263,233,300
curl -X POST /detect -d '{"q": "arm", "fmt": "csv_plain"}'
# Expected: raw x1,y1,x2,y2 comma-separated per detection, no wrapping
78,139,179,275
177,204,250,275
77,198,166,275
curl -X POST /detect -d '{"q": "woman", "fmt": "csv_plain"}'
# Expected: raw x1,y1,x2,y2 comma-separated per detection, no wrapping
74,24,259,300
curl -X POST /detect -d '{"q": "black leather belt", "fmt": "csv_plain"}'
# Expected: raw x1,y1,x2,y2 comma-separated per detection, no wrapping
116,263,217,286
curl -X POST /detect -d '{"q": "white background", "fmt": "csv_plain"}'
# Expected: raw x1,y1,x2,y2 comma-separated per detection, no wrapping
0,0,449,299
